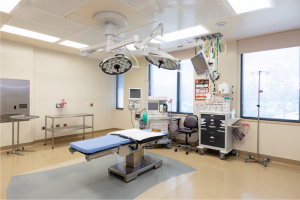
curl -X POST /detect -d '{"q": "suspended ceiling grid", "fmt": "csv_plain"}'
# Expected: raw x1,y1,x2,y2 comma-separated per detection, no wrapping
1,0,300,60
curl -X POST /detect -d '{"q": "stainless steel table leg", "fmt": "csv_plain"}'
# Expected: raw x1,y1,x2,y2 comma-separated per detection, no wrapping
44,116,47,145
83,116,85,139
92,115,94,139
11,119,24,156
17,120,20,150
52,118,54,149
11,119,14,153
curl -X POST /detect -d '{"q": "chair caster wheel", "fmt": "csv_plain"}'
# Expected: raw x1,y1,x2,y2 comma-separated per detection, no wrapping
245,158,249,162
265,158,270,162
249,154,253,158
22,147,24,151
44,143,46,145
7,151,9,154
264,162,268,167
196,150,198,153
186,152,188,155
174,149,177,152
52,147,54,149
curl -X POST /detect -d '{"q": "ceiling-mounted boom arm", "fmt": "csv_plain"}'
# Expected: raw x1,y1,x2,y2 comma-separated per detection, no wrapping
80,23,164,57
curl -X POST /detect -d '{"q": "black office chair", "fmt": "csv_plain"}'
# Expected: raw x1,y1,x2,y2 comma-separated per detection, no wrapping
174,115,198,155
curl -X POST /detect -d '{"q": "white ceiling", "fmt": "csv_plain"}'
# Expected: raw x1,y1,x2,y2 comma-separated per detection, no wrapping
1,0,300,61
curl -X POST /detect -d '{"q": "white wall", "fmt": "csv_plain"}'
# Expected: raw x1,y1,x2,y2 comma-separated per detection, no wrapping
0,39,116,147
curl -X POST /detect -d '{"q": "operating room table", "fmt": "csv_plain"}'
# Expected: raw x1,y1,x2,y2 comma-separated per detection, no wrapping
69,129,169,182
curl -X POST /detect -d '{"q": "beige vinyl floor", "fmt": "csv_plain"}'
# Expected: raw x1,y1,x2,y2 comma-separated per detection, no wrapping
1,130,300,200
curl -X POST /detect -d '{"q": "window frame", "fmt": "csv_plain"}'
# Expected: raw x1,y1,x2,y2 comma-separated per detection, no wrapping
116,74,124,110
240,53,300,123
148,61,193,115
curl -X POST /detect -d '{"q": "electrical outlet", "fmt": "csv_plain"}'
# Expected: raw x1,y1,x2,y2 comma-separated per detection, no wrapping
41,126,45,130
56,124,60,127
90,103,93,107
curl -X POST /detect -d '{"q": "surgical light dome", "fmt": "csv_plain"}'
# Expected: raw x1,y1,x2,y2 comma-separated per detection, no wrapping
99,54,132,75
144,50,179,70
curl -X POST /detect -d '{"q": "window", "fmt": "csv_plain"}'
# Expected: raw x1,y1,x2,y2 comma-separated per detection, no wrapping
241,47,300,122
116,74,124,109
149,59,194,113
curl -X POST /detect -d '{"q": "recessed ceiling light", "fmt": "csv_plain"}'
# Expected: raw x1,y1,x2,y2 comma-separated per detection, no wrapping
59,40,89,49
157,25,209,42
0,25,60,42
0,0,20,13
215,22,227,27
227,0,273,14
126,44,137,51
151,39,162,44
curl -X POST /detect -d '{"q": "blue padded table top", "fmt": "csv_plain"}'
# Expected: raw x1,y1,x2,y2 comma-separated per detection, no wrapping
70,129,168,154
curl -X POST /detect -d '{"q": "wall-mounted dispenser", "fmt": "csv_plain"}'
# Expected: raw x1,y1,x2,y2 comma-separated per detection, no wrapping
56,99,67,108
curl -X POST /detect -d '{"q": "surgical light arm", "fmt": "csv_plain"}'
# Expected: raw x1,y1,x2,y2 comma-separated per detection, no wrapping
80,23,164,57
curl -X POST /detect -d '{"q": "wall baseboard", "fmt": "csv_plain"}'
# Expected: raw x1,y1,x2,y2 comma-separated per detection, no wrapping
1,128,122,152
174,139,300,167
237,150,300,167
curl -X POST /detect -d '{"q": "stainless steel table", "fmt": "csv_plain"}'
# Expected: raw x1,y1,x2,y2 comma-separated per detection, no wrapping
44,113,94,149
9,115,40,156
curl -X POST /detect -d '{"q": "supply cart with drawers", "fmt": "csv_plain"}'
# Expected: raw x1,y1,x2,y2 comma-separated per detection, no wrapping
197,112,241,160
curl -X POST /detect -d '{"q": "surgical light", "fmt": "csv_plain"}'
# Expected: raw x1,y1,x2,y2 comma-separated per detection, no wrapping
0,25,60,42
144,50,179,70
99,54,132,75
157,25,209,42
60,40,89,49
0,0,20,13
227,0,272,14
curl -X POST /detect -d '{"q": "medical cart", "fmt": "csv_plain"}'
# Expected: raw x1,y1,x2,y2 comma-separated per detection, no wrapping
197,112,241,160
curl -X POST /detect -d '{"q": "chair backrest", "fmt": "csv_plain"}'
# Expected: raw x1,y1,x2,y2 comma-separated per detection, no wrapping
183,115,198,129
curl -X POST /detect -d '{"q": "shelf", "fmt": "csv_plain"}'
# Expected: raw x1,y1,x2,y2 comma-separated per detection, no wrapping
209,92,232,94
46,125,92,132
45,113,93,118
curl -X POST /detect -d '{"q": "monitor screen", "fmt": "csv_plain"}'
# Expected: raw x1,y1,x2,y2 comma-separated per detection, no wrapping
148,102,158,110
129,88,141,99
191,51,209,76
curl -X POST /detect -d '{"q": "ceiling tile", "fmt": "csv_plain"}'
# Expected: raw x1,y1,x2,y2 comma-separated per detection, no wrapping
118,23,162,40
117,0,152,8
66,13,88,23
71,35,101,46
17,7,88,33
1,12,12,24
28,0,88,16
69,0,155,34
172,0,230,23
139,0,196,32
9,18,72,38
83,30,106,42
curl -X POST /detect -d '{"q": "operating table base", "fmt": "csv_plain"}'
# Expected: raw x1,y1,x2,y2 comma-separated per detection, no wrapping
108,155,162,182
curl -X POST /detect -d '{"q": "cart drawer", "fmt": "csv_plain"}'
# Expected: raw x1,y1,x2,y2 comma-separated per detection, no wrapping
201,114,225,120
201,134,225,148
201,129,225,138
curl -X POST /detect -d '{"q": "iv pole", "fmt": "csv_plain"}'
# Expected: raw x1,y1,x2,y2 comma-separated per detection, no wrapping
245,71,270,167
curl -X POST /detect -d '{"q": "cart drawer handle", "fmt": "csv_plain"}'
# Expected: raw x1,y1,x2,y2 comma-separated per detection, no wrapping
210,140,215,142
